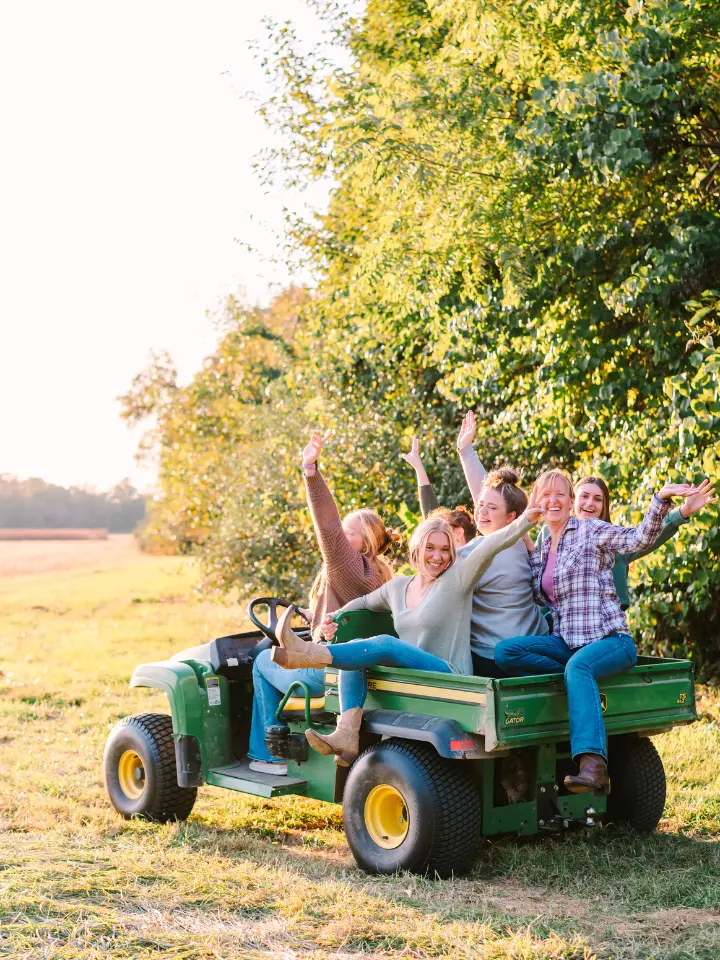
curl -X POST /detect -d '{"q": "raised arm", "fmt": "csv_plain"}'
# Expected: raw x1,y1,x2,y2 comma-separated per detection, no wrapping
622,480,716,562
455,487,543,592
302,431,367,586
401,435,440,517
590,483,699,554
456,411,487,505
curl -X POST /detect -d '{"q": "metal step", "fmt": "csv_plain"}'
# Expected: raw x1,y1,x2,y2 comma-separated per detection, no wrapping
206,760,307,798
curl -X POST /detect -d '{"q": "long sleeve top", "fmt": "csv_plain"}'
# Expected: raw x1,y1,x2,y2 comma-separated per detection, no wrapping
536,507,688,610
459,539,549,658
612,508,689,608
417,447,541,658
531,495,672,648
338,513,533,674
417,447,486,517
305,469,388,641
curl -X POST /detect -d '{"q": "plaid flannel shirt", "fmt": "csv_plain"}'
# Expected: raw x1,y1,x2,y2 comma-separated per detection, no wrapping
530,494,671,648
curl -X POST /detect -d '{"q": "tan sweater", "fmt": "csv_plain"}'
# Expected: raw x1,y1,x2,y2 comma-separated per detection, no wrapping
305,469,388,640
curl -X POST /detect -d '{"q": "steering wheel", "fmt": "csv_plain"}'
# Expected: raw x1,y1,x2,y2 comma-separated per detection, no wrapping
246,597,311,643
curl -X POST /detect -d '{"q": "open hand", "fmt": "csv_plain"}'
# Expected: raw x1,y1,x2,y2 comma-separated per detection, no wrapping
400,436,424,472
456,411,477,452
523,483,545,525
680,478,717,518
302,430,333,466
657,482,700,502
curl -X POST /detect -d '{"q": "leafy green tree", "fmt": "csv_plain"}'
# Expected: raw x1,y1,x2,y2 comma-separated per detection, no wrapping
133,0,720,671
257,0,720,668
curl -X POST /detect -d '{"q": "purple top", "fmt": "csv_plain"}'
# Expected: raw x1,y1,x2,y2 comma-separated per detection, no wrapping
541,549,557,605
529,494,671,648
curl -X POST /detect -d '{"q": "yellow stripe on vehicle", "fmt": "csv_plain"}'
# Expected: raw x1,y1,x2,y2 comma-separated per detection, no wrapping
324,673,486,705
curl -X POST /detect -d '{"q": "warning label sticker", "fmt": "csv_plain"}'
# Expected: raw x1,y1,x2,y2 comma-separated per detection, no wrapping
206,677,221,707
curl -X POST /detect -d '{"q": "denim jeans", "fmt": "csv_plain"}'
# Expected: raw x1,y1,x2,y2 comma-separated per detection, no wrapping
333,634,453,711
494,632,637,761
248,648,325,764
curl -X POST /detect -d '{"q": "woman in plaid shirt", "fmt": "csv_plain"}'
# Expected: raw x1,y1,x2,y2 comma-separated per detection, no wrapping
495,470,700,795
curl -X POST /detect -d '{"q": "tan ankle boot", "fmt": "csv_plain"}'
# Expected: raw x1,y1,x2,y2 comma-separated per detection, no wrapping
305,707,363,767
270,605,332,669
564,754,610,796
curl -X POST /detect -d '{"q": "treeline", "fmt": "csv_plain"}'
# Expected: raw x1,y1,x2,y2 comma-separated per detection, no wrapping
124,1,720,672
0,476,146,533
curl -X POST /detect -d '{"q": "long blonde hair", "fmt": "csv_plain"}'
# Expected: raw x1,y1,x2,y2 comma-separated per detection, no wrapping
408,516,456,579
310,508,396,601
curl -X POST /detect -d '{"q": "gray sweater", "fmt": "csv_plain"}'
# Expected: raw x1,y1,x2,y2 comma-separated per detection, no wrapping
459,538,548,659
339,514,533,675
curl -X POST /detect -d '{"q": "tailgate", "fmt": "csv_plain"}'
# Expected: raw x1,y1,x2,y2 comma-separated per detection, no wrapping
490,656,696,750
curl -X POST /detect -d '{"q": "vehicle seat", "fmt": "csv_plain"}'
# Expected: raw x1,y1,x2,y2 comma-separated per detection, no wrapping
280,696,335,723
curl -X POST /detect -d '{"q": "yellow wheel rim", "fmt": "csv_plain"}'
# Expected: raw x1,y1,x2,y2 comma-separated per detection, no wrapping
364,784,409,849
117,750,146,800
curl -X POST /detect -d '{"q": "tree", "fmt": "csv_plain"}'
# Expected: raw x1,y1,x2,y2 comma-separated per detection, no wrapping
132,0,720,670
256,0,720,667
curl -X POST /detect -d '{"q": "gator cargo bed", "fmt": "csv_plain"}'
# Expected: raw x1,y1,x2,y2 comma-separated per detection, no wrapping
326,610,696,752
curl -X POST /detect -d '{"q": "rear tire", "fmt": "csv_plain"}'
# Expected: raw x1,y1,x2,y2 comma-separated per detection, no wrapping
104,713,197,822
343,739,482,877
606,735,666,832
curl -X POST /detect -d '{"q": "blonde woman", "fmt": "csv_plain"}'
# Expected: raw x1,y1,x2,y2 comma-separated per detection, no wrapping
496,470,700,794
272,490,544,766
248,430,395,775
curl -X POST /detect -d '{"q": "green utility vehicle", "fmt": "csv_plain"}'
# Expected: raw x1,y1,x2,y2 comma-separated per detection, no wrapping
104,598,697,877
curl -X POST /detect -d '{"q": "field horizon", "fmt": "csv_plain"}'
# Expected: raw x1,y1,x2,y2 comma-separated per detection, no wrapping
1,538,719,959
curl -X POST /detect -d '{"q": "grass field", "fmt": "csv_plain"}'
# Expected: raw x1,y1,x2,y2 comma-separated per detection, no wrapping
1,538,719,959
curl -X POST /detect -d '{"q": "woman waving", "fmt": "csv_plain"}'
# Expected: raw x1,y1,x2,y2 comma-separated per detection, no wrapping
247,430,395,775
495,471,701,795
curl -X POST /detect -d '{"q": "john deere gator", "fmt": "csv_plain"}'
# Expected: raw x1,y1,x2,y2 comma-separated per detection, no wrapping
104,598,696,876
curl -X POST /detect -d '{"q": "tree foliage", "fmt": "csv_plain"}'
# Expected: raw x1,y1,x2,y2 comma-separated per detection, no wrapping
132,0,720,672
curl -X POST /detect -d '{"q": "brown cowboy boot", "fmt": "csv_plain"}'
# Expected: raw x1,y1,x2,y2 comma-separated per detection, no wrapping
564,753,611,796
270,606,333,670
305,707,363,767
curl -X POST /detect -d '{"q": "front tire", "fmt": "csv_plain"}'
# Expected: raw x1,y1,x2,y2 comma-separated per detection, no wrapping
104,713,197,822
343,739,482,877
606,735,666,832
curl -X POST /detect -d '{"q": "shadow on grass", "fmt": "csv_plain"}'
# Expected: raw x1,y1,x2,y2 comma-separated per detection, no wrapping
175,811,720,913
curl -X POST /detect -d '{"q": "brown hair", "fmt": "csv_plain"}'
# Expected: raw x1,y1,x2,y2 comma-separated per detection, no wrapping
309,508,398,601
427,505,477,543
574,475,611,523
481,467,528,519
408,516,456,576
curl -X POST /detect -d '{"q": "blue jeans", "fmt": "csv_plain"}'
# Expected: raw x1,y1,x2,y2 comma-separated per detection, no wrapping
332,635,453,711
248,648,325,764
494,632,637,761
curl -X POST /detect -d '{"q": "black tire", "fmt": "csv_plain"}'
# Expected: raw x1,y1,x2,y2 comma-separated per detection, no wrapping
606,735,666,833
103,713,197,822
342,739,482,878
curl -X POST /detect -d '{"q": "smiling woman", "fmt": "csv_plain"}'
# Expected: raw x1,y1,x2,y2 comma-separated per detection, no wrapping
497,471,704,794
272,492,545,765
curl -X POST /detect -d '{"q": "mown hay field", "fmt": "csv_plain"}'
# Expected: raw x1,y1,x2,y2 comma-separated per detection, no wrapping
1,538,719,960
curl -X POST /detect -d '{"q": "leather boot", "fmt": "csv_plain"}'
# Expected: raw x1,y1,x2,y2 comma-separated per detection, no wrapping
270,606,333,669
305,707,363,767
564,753,610,796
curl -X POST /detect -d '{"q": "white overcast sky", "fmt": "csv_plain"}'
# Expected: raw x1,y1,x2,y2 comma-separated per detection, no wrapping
0,1,338,491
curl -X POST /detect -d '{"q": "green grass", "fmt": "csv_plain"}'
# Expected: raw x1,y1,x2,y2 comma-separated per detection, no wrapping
1,539,719,959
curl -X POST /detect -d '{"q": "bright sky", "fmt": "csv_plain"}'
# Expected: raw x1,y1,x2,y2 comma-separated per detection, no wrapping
0,1,334,491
